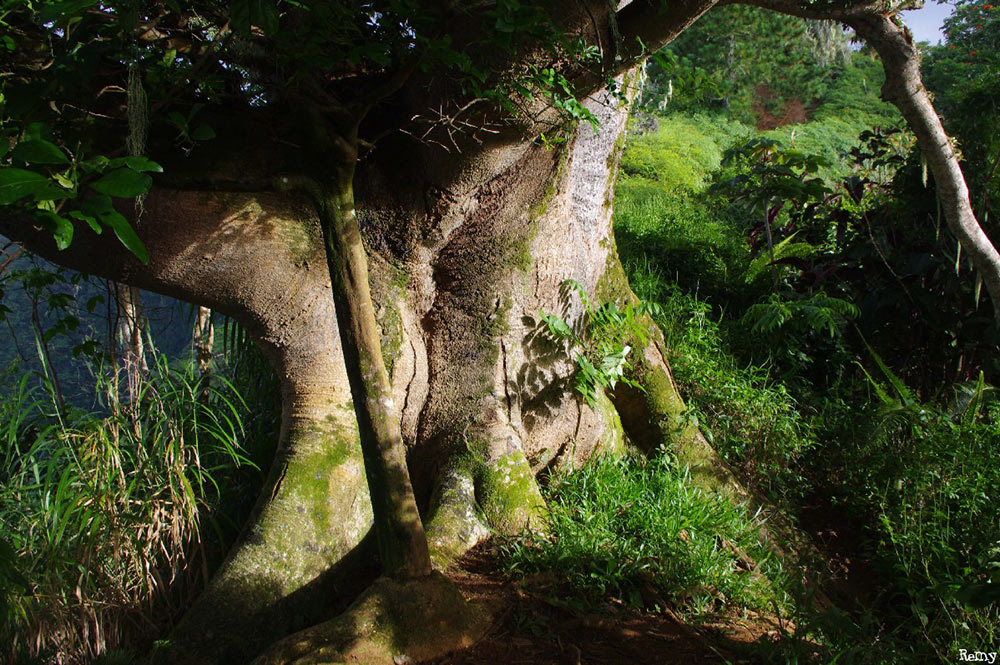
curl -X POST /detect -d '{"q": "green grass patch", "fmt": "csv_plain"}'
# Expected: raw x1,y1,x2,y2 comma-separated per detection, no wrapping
621,113,751,191
503,454,788,616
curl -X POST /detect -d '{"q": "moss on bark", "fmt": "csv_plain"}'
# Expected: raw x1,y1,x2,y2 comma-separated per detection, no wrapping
423,462,491,569
367,254,410,380
161,409,373,665
475,450,546,536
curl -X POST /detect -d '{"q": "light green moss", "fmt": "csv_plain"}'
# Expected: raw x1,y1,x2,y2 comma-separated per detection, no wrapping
281,217,322,267
367,256,409,378
475,451,546,536
162,414,372,665
635,355,739,498
595,247,634,306
424,460,490,569
591,388,626,459
530,144,571,219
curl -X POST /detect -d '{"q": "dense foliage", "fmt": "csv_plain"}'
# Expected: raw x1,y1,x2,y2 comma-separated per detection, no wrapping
0,258,279,663
2,1,999,663
608,16,1000,659
510,8,1000,662
644,7,853,127
504,455,787,616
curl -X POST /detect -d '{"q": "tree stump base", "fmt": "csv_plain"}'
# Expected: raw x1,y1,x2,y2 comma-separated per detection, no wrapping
251,572,490,665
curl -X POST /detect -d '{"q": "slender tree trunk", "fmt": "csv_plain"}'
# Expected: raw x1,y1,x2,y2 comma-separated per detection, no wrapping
319,171,432,580
735,0,1000,321
847,14,1000,322
115,283,147,403
194,305,213,399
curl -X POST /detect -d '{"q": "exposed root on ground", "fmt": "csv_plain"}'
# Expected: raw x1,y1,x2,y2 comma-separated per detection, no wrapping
251,572,490,665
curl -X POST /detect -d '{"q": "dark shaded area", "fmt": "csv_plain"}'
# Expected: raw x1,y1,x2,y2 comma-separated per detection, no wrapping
426,542,789,665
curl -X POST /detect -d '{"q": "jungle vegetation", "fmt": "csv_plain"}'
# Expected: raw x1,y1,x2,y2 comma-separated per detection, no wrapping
0,0,998,663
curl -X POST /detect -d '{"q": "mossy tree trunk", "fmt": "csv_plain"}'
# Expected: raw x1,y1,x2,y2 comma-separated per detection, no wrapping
0,66,759,661
12,0,976,658
1,191,377,664
318,168,432,580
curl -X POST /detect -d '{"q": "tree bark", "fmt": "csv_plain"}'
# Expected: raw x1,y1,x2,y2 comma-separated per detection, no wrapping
0,60,772,659
0,1,886,659
2,192,375,664
114,283,147,403
194,305,213,395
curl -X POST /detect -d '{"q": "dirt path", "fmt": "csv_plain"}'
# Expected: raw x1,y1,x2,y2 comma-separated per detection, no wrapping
427,543,791,665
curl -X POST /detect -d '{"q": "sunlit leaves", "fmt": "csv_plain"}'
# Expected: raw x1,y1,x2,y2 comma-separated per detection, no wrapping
742,291,859,339
1,122,156,262
539,280,658,407
34,210,74,250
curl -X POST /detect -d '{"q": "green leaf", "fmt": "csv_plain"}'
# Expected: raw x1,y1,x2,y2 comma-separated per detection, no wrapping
191,124,216,141
79,155,110,174
69,210,102,234
39,0,100,23
252,0,280,36
0,168,62,204
11,139,70,165
540,312,575,341
230,0,252,34
107,156,164,173
956,582,1000,608
90,168,153,198
600,345,630,382
167,111,189,132
100,209,149,264
230,0,279,36
35,210,74,250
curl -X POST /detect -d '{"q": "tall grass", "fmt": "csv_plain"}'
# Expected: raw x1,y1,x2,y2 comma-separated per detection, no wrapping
0,352,254,664
639,276,817,500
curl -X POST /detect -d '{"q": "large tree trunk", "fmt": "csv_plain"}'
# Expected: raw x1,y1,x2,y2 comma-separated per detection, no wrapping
0,65,767,660
2,193,374,663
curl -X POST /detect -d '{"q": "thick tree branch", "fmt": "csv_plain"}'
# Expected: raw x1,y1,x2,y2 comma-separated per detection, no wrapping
616,0,722,62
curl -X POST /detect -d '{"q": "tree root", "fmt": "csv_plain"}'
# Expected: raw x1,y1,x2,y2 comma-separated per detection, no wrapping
250,572,490,665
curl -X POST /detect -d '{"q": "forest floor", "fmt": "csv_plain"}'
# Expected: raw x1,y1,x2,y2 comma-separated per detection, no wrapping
425,542,798,665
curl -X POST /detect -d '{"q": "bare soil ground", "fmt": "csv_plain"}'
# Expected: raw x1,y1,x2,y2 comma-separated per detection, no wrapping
425,542,795,665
